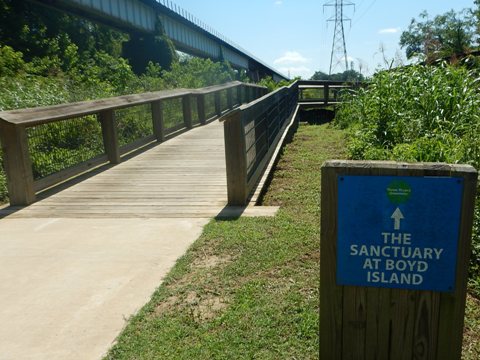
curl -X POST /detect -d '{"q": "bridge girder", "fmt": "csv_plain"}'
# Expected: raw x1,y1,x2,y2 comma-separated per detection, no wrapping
32,0,288,81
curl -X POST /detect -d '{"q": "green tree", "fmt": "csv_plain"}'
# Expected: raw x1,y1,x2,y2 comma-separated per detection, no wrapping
0,0,128,75
162,58,236,88
400,10,474,62
310,69,364,82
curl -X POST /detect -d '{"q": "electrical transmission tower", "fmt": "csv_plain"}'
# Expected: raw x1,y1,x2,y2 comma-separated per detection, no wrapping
324,0,355,74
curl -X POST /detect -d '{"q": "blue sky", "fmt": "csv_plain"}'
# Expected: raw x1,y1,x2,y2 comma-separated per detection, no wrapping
171,0,476,79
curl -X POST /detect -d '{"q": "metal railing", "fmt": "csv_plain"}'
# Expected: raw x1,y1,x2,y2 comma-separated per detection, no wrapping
222,81,299,205
0,81,267,206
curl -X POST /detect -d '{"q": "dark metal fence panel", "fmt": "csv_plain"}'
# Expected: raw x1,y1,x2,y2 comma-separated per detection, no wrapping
204,93,216,120
163,97,185,134
116,104,153,148
26,115,104,180
219,90,228,112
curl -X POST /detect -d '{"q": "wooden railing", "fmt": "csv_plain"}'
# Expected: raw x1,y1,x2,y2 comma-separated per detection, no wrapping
297,80,361,105
222,81,299,205
0,81,267,206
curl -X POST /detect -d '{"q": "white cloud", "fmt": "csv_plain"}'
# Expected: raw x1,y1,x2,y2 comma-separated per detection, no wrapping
341,56,356,63
274,51,309,65
274,51,312,78
274,0,283,5
379,28,401,34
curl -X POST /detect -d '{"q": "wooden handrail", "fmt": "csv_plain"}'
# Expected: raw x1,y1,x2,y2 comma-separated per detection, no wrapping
0,81,266,127
0,81,268,205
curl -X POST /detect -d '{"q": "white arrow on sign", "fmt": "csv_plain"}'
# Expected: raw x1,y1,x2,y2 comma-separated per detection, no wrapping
391,207,404,230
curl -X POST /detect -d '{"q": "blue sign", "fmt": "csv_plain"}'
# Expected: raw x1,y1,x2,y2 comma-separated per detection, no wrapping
337,175,463,292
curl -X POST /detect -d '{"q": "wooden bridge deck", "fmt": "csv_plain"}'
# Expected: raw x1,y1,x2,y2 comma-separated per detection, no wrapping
1,120,230,219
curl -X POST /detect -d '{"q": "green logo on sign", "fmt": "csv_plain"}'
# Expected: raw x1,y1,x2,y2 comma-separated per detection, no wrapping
386,180,412,204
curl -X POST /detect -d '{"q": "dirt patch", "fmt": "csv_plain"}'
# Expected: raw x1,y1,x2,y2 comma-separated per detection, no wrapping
153,295,179,316
154,290,228,322
192,254,232,269
192,295,228,321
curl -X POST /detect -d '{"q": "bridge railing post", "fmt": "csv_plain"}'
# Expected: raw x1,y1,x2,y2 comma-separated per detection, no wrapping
0,122,35,205
152,100,165,142
223,109,248,206
197,94,206,125
183,95,193,129
99,109,120,164
324,84,330,105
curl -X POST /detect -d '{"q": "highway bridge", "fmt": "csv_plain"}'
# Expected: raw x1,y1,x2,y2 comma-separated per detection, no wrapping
33,0,288,81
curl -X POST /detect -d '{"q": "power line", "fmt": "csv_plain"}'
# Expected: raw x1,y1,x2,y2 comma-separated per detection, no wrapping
324,0,355,74
352,0,377,26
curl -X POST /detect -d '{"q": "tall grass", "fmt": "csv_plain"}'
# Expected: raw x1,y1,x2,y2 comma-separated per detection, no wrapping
336,64,480,167
335,63,480,292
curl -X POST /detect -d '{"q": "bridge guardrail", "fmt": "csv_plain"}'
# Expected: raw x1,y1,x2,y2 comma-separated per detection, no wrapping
297,80,362,105
222,81,299,206
0,81,267,206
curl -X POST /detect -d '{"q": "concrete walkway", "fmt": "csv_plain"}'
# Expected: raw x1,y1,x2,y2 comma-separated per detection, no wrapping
0,218,208,359
0,121,227,359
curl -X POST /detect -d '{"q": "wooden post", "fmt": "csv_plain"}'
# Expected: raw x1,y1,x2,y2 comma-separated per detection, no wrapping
197,94,206,125
0,122,35,205
324,84,329,105
214,91,222,116
227,88,234,109
223,110,248,206
183,95,193,129
99,109,120,164
320,160,477,360
152,100,165,142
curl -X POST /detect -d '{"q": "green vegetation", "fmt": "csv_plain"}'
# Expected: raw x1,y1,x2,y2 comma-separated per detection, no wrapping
257,76,297,91
105,123,345,359
400,9,475,62
334,63,480,298
399,1,480,64
310,69,365,82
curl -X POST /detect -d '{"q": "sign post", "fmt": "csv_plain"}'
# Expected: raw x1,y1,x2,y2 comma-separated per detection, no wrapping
320,161,477,360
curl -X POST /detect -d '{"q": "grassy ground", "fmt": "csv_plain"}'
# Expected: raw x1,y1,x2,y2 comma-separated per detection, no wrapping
464,294,480,359
105,123,345,359
105,122,479,359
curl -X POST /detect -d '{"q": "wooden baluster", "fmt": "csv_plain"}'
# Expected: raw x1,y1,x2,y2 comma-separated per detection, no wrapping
99,109,120,164
183,95,193,129
197,94,206,125
0,122,35,205
152,100,165,142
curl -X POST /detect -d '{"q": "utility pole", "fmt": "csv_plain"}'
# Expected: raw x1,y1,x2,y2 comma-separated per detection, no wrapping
324,0,355,75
